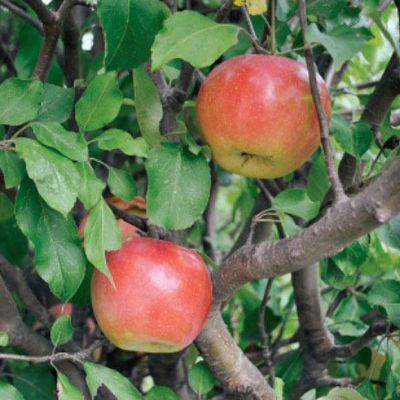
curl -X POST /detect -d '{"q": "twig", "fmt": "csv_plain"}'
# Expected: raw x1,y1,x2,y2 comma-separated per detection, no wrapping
329,319,394,358
203,163,219,262
256,179,275,204
240,28,269,54
270,0,276,53
0,257,53,329
298,0,347,204
0,340,103,364
0,0,43,32
108,203,147,232
258,278,275,386
371,13,400,63
241,6,260,46
24,0,55,25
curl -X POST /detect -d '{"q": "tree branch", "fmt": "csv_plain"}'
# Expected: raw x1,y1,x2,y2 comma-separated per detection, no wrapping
197,310,277,400
258,278,275,386
0,257,53,329
298,0,346,203
292,264,334,360
0,340,102,364
0,0,43,32
0,272,90,398
329,318,393,358
198,155,399,399
212,159,400,305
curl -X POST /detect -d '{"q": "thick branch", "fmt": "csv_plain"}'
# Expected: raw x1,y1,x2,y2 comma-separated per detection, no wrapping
197,311,276,400
213,158,400,305
292,264,333,360
60,10,81,86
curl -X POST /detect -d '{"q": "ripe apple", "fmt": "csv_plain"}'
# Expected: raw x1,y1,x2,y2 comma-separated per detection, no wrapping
48,302,73,319
91,237,213,353
197,54,331,178
79,214,140,242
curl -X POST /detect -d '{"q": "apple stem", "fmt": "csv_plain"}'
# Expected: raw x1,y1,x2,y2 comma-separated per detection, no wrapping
297,0,347,204
240,9,269,54
270,0,276,54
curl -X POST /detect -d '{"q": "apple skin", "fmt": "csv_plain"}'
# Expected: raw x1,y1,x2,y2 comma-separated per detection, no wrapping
197,54,331,178
91,237,213,353
79,215,140,242
48,302,73,319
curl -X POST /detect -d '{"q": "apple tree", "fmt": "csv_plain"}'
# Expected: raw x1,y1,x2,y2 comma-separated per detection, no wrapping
0,0,399,399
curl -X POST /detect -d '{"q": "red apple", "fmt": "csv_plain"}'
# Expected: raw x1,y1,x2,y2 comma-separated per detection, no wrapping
91,237,212,353
79,215,140,242
197,54,331,178
48,302,73,319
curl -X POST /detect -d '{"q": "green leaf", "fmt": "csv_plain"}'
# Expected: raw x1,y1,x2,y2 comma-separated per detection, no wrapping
0,217,29,264
98,0,169,70
376,214,400,250
56,371,84,400
75,72,122,132
35,83,74,123
152,10,240,69
0,78,43,125
331,296,368,336
0,150,26,189
16,179,86,301
76,162,105,210
146,144,211,230
15,138,79,216
307,151,330,202
353,121,372,158
357,380,377,400
50,315,73,346
107,167,137,201
306,24,372,69
0,192,14,221
332,115,354,154
385,303,400,328
12,365,55,400
0,331,9,347
145,386,179,400
133,65,164,147
0,381,24,400
32,122,88,162
188,361,216,395
306,0,347,19
96,129,149,157
83,362,143,399
368,280,400,306
274,377,284,400
83,198,121,280
322,259,357,290
273,188,320,220
319,387,366,400
367,279,400,327
275,351,303,396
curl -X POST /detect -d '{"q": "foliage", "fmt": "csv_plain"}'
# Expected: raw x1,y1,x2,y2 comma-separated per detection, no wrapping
0,0,398,399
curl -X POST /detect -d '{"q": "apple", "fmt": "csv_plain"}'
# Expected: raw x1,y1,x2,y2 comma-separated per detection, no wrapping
91,237,212,353
48,302,73,319
79,214,140,242
197,54,331,178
